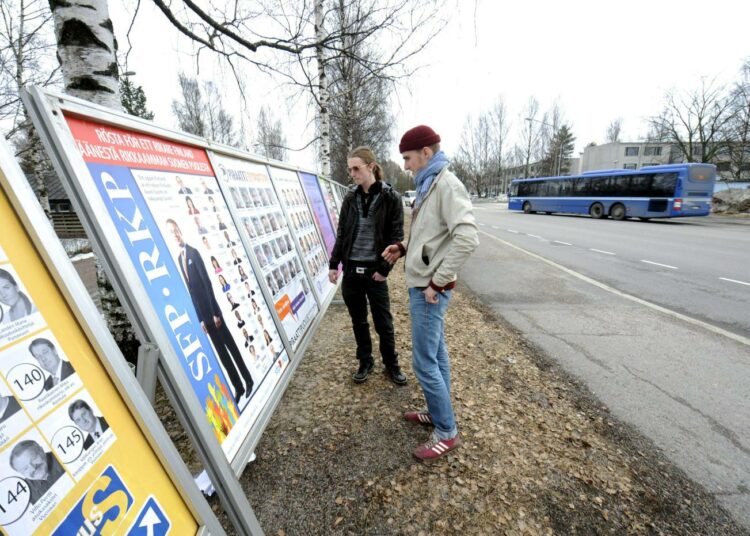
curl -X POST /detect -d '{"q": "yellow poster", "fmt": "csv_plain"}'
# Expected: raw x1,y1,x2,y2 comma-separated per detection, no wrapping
0,172,199,534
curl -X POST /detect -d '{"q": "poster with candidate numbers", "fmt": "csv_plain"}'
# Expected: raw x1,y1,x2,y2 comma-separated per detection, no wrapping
59,115,287,462
0,138,216,535
212,154,319,351
268,167,336,304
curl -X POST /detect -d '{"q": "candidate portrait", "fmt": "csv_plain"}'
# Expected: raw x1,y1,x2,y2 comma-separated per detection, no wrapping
28,337,75,391
68,399,109,450
9,439,65,505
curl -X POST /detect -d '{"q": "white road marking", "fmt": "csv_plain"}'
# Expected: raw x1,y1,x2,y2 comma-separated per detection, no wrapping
528,234,543,239
719,277,750,287
590,248,615,255
491,225,499,229
478,222,487,226
479,230,750,348
641,260,678,270
507,229,519,234
553,241,572,246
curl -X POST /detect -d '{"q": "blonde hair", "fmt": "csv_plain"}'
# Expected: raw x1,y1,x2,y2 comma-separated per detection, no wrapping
348,146,384,182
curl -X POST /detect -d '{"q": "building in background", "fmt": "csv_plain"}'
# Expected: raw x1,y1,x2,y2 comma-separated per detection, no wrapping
580,142,750,189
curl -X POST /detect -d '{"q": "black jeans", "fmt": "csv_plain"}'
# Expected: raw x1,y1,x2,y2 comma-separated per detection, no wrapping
341,270,398,367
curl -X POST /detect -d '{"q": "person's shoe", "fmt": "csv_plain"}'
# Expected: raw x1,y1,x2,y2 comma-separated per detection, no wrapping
352,361,374,383
413,431,461,461
385,365,407,385
404,410,433,425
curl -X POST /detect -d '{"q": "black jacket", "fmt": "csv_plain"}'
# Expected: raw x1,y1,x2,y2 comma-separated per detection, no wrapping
329,181,404,276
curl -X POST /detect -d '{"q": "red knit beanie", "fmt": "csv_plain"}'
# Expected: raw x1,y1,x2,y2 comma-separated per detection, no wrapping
399,125,441,153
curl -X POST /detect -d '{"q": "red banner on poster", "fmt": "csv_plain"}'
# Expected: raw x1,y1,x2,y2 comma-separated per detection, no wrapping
65,115,214,176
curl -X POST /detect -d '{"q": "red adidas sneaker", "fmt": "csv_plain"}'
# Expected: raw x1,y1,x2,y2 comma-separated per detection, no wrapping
403,410,433,425
413,432,461,461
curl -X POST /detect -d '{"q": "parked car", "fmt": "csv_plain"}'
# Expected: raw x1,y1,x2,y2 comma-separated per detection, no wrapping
402,190,416,208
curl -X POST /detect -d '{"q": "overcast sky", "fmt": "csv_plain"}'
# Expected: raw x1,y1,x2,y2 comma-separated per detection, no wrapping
112,0,750,171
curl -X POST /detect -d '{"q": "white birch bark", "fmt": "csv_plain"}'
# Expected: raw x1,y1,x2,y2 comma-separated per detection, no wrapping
48,0,120,109
315,0,331,178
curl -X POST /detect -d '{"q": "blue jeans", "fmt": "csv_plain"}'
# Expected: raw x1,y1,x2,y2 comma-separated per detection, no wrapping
409,287,457,440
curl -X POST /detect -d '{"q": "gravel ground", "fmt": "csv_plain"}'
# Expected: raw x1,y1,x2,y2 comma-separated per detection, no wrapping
155,216,747,535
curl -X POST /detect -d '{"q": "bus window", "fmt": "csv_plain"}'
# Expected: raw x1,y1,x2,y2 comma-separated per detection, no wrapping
573,177,590,196
547,181,560,196
652,173,677,196
559,179,572,196
629,175,651,196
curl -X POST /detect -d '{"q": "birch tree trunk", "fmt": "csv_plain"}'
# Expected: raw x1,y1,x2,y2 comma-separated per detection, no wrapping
315,0,331,178
47,0,136,358
48,0,120,109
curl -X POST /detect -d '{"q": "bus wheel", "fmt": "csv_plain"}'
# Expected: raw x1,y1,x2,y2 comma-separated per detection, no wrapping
610,203,626,220
523,202,534,214
638,217,651,222
589,202,605,219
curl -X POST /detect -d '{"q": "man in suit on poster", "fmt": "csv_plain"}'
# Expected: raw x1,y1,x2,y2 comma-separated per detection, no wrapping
67,399,109,450
28,338,75,391
176,176,192,194
166,219,254,402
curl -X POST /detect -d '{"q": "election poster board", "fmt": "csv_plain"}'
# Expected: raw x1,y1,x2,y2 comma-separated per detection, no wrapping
212,155,319,351
0,139,222,535
317,177,341,231
267,167,336,304
58,114,291,464
299,172,336,258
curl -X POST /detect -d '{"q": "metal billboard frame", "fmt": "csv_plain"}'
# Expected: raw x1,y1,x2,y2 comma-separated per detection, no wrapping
22,86,267,535
0,135,226,536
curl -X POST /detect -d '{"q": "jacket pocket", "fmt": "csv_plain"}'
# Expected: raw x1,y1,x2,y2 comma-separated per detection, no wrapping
421,245,430,266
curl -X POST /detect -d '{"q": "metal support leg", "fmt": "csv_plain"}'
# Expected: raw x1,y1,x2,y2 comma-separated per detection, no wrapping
136,343,159,404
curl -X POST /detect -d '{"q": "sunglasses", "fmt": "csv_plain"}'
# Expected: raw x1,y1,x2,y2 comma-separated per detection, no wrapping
347,165,370,173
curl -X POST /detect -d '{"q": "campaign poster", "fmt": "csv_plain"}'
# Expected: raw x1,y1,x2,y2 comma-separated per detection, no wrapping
299,172,336,257
212,155,319,351
317,177,341,229
0,180,197,535
267,167,336,303
63,115,283,460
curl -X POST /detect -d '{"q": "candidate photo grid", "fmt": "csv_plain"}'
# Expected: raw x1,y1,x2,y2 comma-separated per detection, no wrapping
172,174,283,377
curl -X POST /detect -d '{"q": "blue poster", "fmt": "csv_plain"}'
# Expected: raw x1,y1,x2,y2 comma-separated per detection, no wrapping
85,162,242,449
299,172,336,256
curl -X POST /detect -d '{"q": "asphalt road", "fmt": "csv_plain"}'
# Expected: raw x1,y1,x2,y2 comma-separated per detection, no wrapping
460,204,750,527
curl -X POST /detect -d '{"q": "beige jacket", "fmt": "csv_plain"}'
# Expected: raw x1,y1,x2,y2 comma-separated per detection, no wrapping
403,167,479,289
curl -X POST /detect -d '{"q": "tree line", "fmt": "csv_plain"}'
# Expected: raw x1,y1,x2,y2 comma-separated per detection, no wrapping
452,58,750,197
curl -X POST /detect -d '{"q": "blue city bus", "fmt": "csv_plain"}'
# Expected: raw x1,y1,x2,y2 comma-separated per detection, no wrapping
508,163,716,220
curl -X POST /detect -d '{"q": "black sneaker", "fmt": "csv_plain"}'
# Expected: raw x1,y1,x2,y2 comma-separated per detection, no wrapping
353,361,374,383
385,365,407,386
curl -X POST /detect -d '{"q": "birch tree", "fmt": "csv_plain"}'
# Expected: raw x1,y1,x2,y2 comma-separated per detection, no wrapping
327,0,394,184
48,0,140,356
148,0,443,172
48,0,120,108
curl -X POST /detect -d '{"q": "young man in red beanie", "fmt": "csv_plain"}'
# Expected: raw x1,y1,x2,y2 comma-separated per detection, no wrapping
383,125,479,461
